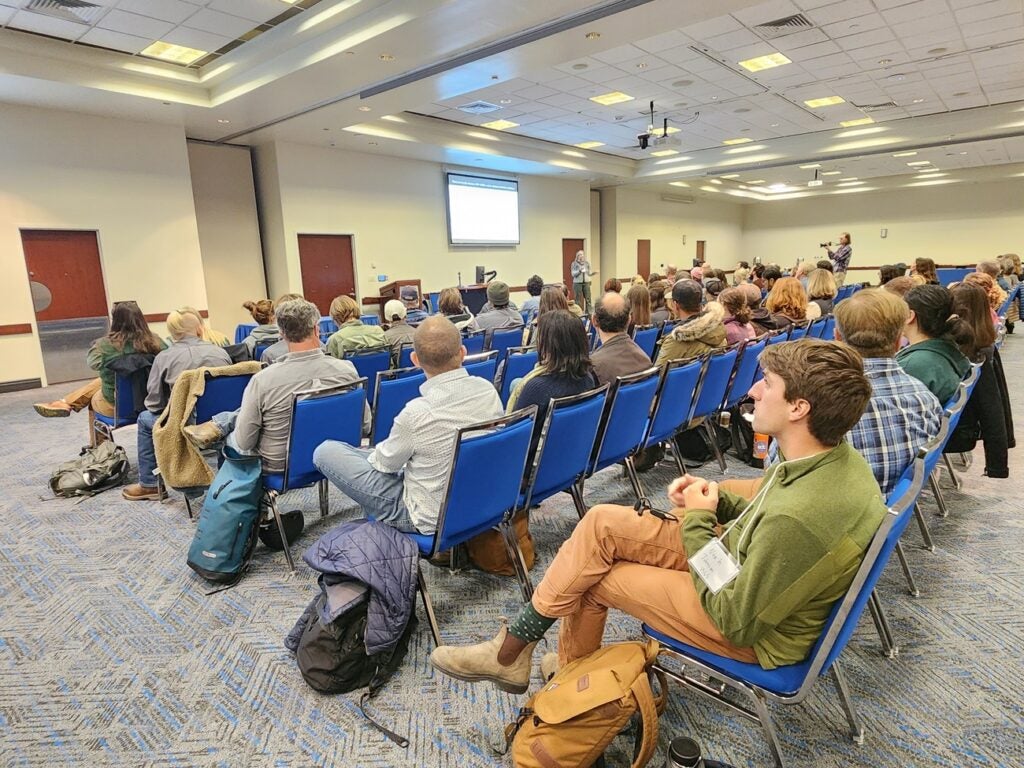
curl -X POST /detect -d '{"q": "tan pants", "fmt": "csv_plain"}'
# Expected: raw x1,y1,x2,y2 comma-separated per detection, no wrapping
63,379,116,444
532,504,758,666
834,271,847,287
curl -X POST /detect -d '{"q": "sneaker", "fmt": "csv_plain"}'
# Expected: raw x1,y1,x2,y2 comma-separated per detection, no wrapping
33,401,72,418
182,421,224,451
540,651,560,683
122,483,164,501
430,622,537,694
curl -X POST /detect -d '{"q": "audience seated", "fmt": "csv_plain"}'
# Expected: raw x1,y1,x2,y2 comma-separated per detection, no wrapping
603,277,622,294
382,300,417,363
765,276,813,327
589,292,652,385
655,279,727,367
33,300,166,441
732,261,750,286
429,340,886,690
326,295,387,359
806,269,837,316
897,285,973,404
520,275,544,317
562,284,585,319
179,306,231,347
400,286,430,325
314,316,503,534
663,264,678,284
719,287,756,346
648,271,663,284
760,266,782,298
878,265,902,285
963,272,1006,323
794,261,814,288
123,311,232,500
882,275,916,298
241,299,280,357
832,288,943,494
751,264,766,291
912,257,939,285
649,281,671,325
468,281,524,334
999,256,1019,332
182,299,369,470
703,279,726,319
437,287,474,330
741,283,774,335
260,293,305,364
815,259,834,273
626,283,652,330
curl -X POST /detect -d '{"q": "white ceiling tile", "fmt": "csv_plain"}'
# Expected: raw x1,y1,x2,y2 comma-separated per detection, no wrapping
160,25,232,51
8,11,88,40
804,0,875,25
890,15,959,38
657,44,704,65
704,28,763,51
681,15,744,40
182,8,252,38
590,44,649,65
98,9,174,38
543,75,595,92
880,0,950,24
116,0,199,24
731,0,802,26
821,13,888,37
0,6,14,24
836,27,896,51
964,28,1024,46
955,0,1023,23
78,26,152,52
768,28,829,49
206,0,285,23
512,84,559,100
634,30,696,53
784,40,842,60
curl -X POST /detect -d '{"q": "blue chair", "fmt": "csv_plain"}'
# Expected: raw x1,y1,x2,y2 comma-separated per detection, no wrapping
499,346,539,406
234,323,256,344
626,358,703,498
936,267,972,286
463,350,499,383
573,367,661,516
488,327,525,361
806,316,828,338
461,329,486,355
938,363,981,493
345,347,391,406
319,317,338,338
821,315,837,340
371,368,427,445
684,347,739,472
194,371,254,423
754,331,790,384
393,407,538,645
788,322,809,341
427,292,440,313
397,343,416,370
254,342,273,362
263,381,367,572
360,314,380,326
644,459,924,768
631,324,660,360
723,336,767,412
93,370,150,442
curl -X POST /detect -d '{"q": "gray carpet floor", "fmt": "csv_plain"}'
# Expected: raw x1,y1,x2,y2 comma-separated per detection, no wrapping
1,337,1021,767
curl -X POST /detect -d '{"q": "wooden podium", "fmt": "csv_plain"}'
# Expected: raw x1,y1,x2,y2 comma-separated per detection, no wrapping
378,279,422,320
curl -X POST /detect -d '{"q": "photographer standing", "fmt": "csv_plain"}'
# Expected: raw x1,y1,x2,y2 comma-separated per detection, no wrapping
570,249,594,314
822,232,852,286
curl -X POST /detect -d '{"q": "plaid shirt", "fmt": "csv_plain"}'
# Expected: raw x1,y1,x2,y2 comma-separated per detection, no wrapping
829,243,852,272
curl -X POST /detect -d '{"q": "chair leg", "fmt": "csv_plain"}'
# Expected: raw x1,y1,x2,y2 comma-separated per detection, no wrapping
667,437,686,477
868,591,898,658
831,662,865,744
958,452,972,470
570,480,587,520
184,494,194,520
928,472,949,518
747,688,787,768
913,503,935,552
318,479,329,519
941,454,962,491
624,456,644,502
499,518,534,602
894,541,920,597
703,421,727,473
418,564,441,648
268,491,296,573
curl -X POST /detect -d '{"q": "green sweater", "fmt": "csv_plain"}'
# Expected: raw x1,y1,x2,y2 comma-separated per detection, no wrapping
896,338,970,405
326,320,388,359
87,337,167,404
681,442,887,669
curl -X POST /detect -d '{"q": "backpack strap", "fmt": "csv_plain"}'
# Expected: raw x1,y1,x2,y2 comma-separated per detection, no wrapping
358,665,410,747
628,672,660,768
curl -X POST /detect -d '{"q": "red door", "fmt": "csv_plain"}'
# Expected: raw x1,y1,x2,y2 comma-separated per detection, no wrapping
297,234,356,316
637,239,651,279
562,238,585,298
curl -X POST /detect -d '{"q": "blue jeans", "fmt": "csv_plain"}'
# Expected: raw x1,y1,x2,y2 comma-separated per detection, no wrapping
313,441,420,533
211,409,250,456
136,409,159,486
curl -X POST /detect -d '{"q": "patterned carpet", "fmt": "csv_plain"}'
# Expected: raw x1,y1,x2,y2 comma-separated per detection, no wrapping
1,337,1021,767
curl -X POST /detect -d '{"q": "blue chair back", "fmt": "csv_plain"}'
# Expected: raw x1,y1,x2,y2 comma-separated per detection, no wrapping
723,336,766,410
644,358,703,448
588,322,599,351
788,323,809,342
821,315,837,340
523,387,608,508
690,348,739,423
108,371,142,427
463,350,498,383
936,267,972,286
500,347,539,406
431,408,537,553
360,314,380,326
371,369,427,444
274,381,367,491
462,329,486,355
319,317,338,337
234,323,256,344
632,324,660,360
397,343,415,369
589,367,661,474
427,292,440,313
195,372,254,423
488,327,525,360
345,347,391,406
254,342,273,361
807,316,828,338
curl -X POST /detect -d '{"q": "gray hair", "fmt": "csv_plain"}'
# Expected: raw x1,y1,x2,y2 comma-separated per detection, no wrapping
275,299,320,343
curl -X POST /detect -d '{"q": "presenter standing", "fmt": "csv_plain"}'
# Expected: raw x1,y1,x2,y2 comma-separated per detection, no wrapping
823,232,852,286
570,250,594,314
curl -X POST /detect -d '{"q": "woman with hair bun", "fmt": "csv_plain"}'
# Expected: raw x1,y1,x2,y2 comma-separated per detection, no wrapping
897,285,972,404
241,299,280,357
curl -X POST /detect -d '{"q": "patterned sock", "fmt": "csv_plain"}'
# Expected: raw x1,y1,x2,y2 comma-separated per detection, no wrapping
508,602,555,643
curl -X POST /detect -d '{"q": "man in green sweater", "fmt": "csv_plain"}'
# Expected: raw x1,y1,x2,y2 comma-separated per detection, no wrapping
430,339,888,692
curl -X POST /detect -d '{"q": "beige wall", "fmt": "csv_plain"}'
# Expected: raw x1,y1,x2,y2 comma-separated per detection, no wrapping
0,104,207,385
741,180,1024,282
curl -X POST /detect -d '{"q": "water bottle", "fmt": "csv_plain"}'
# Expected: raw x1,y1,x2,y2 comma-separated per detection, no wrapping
753,432,770,461
666,736,705,768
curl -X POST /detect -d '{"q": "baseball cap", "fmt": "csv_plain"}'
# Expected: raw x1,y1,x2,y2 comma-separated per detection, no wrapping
671,279,704,312
487,280,510,306
400,285,420,304
384,299,407,321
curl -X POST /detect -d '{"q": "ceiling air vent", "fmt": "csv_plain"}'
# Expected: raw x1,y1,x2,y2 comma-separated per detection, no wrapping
24,0,104,24
457,101,502,115
753,13,813,39
852,101,899,112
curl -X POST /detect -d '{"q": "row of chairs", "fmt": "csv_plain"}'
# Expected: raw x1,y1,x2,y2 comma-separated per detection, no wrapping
234,315,381,346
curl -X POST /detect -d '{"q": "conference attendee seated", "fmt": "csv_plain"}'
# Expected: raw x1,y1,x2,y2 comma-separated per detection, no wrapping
33,300,166,442
759,265,782,299
179,306,232,347
912,257,939,285
878,264,902,286
437,287,473,330
765,277,814,328
663,264,678,284
429,340,887,689
816,259,834,273
313,316,503,533
897,285,972,404
741,283,774,335
122,311,232,500
520,275,544,317
732,261,750,286
241,299,280,358
603,277,622,294
563,284,585,319
260,293,305,364
962,272,1006,323
325,295,387,359
833,288,943,494
719,287,756,346
649,281,671,325
182,299,369,469
468,281,524,334
589,292,653,386
382,300,417,364
655,279,726,367
525,285,571,342
882,275,917,298
806,269,838,316
626,282,652,331
400,286,430,325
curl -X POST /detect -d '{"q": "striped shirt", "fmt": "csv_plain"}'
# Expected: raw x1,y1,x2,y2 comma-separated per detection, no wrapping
829,243,853,272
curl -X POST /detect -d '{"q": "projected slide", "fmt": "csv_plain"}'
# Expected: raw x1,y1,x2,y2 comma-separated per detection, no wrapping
446,173,520,245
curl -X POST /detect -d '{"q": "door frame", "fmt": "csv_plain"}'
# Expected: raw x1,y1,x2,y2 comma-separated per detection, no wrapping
561,237,587,299
295,231,361,305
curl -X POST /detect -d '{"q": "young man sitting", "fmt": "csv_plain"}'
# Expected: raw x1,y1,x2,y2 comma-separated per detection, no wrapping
654,279,726,367
430,339,886,691
313,316,503,534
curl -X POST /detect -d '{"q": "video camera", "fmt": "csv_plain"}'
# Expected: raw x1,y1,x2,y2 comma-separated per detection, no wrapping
819,241,833,248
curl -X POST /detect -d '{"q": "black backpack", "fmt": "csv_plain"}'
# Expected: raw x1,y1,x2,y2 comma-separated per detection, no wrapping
295,584,417,746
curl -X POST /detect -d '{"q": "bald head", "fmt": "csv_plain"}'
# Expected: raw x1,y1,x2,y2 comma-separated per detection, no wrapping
594,291,630,333
412,315,465,375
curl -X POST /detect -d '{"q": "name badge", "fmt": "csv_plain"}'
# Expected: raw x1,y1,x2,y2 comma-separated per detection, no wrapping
689,538,740,594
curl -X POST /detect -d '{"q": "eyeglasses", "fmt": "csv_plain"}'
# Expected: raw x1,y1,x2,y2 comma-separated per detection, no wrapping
113,300,139,308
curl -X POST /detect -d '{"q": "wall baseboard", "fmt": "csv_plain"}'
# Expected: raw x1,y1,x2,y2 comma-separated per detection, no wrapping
0,378,42,393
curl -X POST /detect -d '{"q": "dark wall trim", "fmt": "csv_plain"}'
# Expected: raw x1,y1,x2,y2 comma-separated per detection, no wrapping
143,310,209,322
0,323,33,336
0,377,42,393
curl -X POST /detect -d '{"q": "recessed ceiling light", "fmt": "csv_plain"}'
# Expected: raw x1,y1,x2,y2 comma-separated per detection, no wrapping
770,123,780,128
709,178,722,184
636,62,648,70
840,117,874,127
888,73,906,81
585,31,601,40
768,183,790,191
217,118,230,124
141,41,207,65
799,163,821,169
911,98,925,104
928,47,948,55
745,179,766,184
916,172,948,178
839,177,858,181
837,181,865,186
379,53,395,61
662,126,681,135
499,99,512,104
821,171,842,176
572,63,589,70
734,107,751,114
878,58,892,65
711,95,718,100
673,79,694,88
722,137,753,145
670,181,690,187
953,91,970,97
907,160,931,166
959,151,967,155
738,52,792,72
480,119,518,130
358,106,371,112
892,151,917,157
720,174,740,178
562,150,586,157
380,115,404,122
590,91,634,105
575,141,604,149
650,149,679,157
804,96,845,108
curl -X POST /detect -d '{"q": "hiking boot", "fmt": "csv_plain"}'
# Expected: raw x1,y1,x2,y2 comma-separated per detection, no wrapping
122,483,164,501
430,622,537,694
182,421,224,451
34,400,72,417
540,651,560,683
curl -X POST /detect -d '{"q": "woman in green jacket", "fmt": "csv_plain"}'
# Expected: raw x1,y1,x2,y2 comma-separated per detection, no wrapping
325,295,387,359
897,285,972,404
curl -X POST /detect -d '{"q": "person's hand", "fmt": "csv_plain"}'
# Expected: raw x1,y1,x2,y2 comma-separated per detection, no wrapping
667,474,704,507
681,479,719,512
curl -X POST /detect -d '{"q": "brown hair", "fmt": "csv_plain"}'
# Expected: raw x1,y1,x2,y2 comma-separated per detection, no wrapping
536,310,593,379
626,283,651,326
834,287,908,358
718,287,752,324
913,257,938,284
962,272,1006,311
765,277,808,321
759,339,871,446
603,277,622,293
108,301,163,354
976,260,1000,278
438,287,464,316
275,292,303,307
538,285,569,316
882,276,916,297
329,295,360,325
950,282,995,358
243,299,274,325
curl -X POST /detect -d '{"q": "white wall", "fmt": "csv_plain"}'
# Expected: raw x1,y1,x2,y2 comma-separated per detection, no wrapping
741,179,1024,281
0,104,208,385
257,141,592,306
187,142,266,332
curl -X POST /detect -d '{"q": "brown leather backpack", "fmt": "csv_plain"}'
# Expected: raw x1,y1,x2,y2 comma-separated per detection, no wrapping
467,510,535,576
